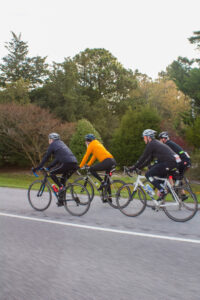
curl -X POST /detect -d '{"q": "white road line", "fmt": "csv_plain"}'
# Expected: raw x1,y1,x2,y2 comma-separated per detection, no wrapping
0,212,200,244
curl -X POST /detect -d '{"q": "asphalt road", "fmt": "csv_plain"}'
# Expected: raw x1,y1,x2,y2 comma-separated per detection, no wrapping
0,187,200,300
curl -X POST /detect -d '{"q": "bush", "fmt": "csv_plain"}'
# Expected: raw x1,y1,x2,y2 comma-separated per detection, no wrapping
111,107,161,167
0,103,75,167
69,119,102,164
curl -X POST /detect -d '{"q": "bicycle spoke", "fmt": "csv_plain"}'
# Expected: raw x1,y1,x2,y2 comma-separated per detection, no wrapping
64,183,91,216
117,184,146,217
28,180,52,211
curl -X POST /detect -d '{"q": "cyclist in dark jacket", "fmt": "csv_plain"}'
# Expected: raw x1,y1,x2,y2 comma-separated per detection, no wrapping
33,133,78,205
129,129,180,200
158,131,191,178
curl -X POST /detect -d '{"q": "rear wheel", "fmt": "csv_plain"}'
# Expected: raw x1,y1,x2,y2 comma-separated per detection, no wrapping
163,186,198,222
116,183,146,217
104,179,125,209
64,183,91,216
28,180,52,211
74,176,94,201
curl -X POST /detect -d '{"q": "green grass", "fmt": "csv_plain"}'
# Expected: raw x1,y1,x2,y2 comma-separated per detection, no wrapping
0,171,199,202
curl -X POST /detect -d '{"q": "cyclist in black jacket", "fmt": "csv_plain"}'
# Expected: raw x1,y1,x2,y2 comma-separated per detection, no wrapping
32,133,78,206
129,129,180,200
158,131,191,178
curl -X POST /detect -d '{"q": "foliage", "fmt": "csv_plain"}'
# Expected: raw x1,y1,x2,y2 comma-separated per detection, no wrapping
0,32,49,88
167,31,200,114
0,103,75,166
111,107,161,167
69,119,102,164
185,116,200,149
0,78,30,104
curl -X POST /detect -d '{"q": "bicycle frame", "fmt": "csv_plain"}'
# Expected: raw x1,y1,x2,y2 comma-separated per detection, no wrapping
131,173,181,209
34,170,60,199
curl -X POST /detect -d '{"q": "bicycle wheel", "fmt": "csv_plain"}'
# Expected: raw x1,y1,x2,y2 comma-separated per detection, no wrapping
74,176,94,201
116,183,147,217
64,183,91,216
104,179,125,209
28,180,52,211
163,186,198,222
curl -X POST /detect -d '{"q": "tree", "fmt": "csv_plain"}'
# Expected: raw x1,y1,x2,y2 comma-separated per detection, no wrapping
73,48,138,111
0,78,30,104
0,103,75,166
185,116,200,149
167,31,200,113
0,32,49,88
111,107,161,167
69,119,102,164
188,31,200,54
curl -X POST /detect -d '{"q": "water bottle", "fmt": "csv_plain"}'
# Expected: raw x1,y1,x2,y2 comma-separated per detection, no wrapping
52,184,58,193
145,184,155,196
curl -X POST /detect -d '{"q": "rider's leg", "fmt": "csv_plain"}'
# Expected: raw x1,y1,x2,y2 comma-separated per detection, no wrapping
145,162,177,199
89,158,116,183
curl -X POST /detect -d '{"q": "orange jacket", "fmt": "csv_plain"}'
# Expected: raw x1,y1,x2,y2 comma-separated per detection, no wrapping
80,140,113,168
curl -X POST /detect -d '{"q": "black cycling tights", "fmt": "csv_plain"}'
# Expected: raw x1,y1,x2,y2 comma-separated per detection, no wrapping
145,162,176,192
50,162,78,187
89,158,116,182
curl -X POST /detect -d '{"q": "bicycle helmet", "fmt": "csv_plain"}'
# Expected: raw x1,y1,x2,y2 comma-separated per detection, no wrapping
85,133,96,142
158,131,169,139
142,129,157,139
48,132,60,140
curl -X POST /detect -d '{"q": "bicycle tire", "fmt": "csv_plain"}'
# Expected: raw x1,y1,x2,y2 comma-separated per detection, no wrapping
116,183,147,217
104,179,125,209
64,183,91,216
28,180,52,211
179,177,200,211
74,176,95,201
163,186,198,222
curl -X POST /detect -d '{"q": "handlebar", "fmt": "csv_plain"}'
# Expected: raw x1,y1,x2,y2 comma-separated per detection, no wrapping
123,166,141,177
32,168,39,177
32,167,49,177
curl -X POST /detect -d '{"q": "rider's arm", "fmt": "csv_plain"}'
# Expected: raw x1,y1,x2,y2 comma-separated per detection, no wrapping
37,144,53,169
47,158,59,169
135,143,152,169
79,144,93,168
87,155,96,166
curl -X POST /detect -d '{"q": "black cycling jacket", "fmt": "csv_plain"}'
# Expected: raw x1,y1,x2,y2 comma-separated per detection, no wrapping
37,140,78,169
165,140,190,162
135,139,178,169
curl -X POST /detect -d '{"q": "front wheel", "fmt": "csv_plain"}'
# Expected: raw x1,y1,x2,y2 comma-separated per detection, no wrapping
28,180,52,211
116,183,147,217
163,186,198,222
64,183,91,216
74,176,94,201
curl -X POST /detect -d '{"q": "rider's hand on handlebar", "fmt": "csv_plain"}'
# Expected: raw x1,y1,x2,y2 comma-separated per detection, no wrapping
128,165,136,172
32,167,38,173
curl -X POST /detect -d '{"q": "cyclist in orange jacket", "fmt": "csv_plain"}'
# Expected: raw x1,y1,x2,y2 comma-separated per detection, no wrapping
80,134,116,190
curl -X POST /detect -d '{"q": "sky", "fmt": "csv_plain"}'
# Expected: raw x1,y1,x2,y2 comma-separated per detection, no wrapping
0,0,200,79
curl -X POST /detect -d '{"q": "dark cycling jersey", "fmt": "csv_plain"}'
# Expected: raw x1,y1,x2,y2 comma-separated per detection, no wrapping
135,139,179,169
37,140,78,169
165,140,190,163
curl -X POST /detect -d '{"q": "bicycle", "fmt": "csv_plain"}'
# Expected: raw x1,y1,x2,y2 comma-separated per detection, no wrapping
74,166,125,209
28,168,90,216
116,167,198,222
143,172,198,211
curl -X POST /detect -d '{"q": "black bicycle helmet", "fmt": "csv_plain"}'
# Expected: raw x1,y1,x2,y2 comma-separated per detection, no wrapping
142,129,157,139
85,133,96,142
158,131,169,139
48,132,60,140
